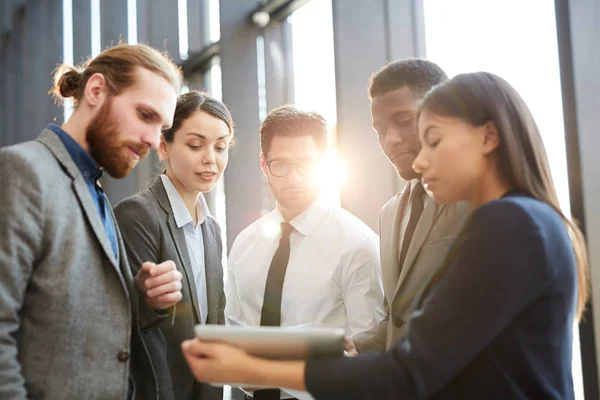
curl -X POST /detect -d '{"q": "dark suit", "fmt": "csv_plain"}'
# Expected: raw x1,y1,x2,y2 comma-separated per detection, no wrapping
115,177,225,400
305,193,578,399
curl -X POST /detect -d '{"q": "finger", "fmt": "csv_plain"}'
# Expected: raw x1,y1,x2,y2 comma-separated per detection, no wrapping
145,270,183,289
148,260,177,277
182,339,217,358
151,291,183,308
147,280,182,298
140,262,156,274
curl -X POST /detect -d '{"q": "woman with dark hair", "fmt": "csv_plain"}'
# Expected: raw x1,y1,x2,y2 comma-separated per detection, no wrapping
181,72,589,400
114,90,234,400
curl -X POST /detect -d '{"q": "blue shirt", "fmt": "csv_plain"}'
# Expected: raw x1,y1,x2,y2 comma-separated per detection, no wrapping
48,124,118,259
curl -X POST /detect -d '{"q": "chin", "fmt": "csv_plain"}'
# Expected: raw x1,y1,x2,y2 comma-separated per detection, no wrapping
429,190,461,205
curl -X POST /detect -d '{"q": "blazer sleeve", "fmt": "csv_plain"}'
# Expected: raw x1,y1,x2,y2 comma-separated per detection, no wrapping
351,301,389,353
305,201,549,399
114,196,173,329
0,150,44,398
214,220,226,326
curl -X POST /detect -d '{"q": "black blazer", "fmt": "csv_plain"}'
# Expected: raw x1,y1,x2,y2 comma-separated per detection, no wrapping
305,193,578,399
115,177,225,400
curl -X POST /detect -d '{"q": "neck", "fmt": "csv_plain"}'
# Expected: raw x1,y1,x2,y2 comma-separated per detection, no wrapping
61,110,92,153
470,168,513,208
166,171,202,225
278,203,312,222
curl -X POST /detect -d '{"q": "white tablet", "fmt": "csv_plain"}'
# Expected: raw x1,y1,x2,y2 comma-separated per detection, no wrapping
194,325,345,360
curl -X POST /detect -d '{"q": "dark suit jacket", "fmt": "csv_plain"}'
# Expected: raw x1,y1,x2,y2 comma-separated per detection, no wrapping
115,177,225,400
305,193,578,399
0,129,161,399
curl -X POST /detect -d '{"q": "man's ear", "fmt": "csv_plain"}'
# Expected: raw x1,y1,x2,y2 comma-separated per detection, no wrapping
482,121,500,155
260,152,268,177
82,72,108,108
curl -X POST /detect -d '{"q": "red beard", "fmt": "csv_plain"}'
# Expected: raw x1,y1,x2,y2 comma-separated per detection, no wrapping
86,98,150,179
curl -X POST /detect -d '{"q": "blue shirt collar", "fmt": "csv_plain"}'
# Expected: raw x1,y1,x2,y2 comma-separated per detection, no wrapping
47,124,103,183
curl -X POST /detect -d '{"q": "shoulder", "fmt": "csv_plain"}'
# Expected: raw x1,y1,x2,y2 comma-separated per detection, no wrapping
0,142,57,203
114,189,161,225
323,207,378,249
0,141,55,179
229,213,272,253
465,195,565,246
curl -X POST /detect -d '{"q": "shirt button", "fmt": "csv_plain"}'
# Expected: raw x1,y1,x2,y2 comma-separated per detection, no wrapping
117,349,130,362
393,316,404,327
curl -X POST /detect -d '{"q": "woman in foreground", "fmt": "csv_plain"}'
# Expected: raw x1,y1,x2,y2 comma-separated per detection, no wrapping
181,72,589,399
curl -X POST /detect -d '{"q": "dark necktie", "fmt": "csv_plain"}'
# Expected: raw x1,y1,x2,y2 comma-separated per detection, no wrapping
255,222,294,400
398,183,425,269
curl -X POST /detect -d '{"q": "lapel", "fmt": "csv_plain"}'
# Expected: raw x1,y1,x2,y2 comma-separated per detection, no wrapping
383,188,410,304
393,195,445,299
37,130,125,283
149,178,201,322
201,220,220,324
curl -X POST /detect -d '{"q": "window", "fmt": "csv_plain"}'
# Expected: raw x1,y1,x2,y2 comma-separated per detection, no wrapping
288,0,345,206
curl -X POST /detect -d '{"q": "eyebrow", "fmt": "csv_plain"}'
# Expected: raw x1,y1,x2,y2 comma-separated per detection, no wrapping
137,105,171,130
373,110,413,131
185,133,230,141
392,110,414,119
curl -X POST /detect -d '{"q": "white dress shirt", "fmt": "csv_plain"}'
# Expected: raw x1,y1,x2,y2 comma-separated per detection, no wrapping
225,200,386,336
161,174,209,324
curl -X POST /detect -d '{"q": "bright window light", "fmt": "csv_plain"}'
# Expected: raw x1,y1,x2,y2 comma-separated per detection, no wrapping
289,0,341,206
423,1,582,398
62,0,74,122
178,0,189,60
127,0,137,44
91,0,101,57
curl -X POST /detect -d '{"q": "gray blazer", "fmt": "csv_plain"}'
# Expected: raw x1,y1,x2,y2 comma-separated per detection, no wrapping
114,177,225,400
353,184,470,352
0,129,161,399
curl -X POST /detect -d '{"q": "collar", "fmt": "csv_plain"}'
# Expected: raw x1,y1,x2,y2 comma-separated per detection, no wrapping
48,123,103,183
160,174,211,228
273,200,328,237
411,178,432,200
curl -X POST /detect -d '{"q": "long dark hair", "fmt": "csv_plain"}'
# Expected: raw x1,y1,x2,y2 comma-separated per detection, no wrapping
161,91,235,173
418,71,589,321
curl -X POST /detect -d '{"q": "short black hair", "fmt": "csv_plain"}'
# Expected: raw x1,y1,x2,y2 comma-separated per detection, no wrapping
368,58,448,99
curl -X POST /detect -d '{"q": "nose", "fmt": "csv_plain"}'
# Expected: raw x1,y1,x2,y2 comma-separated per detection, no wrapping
412,148,428,175
287,165,302,185
384,127,405,148
143,126,162,150
202,148,216,165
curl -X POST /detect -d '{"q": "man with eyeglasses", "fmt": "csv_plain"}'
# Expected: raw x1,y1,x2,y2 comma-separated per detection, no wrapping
224,105,385,400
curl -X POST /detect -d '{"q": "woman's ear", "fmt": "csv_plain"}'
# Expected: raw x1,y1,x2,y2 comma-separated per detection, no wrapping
482,121,500,155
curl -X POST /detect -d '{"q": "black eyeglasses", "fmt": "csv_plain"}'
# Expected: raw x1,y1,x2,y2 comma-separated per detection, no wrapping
266,159,318,178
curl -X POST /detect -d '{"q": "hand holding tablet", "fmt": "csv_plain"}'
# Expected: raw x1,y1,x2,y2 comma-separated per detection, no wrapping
194,325,345,361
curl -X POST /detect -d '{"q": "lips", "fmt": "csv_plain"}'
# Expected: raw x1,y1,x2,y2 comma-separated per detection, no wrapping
127,145,149,160
421,177,437,190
